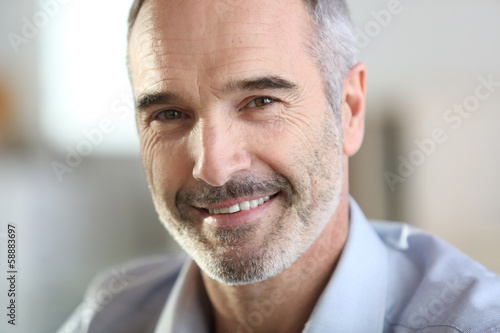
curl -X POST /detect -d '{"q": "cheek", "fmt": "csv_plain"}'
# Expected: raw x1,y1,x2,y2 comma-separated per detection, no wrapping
140,130,192,199
270,110,340,188
246,118,312,191
252,107,324,167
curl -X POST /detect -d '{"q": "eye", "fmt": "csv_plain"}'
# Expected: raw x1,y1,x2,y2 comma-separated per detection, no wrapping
155,110,186,121
246,97,276,108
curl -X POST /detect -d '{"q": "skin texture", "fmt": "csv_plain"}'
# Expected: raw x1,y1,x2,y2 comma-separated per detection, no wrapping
128,0,366,331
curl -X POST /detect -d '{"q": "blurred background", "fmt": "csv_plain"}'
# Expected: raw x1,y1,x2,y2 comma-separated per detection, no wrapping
0,0,499,332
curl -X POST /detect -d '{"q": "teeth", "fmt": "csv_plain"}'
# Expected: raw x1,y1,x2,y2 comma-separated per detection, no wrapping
207,195,275,215
228,204,240,213
239,201,251,211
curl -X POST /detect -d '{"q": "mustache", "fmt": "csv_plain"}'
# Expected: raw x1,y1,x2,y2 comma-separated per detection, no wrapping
176,172,291,207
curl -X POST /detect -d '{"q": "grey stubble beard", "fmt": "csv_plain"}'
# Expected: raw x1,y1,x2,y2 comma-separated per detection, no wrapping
154,107,344,285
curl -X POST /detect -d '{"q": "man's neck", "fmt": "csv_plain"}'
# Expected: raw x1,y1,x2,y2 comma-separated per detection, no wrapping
201,195,350,333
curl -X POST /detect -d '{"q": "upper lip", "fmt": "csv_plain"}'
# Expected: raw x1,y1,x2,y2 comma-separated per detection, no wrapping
193,192,279,210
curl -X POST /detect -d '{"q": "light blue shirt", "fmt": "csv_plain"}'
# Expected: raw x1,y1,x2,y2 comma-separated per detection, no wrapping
58,198,500,332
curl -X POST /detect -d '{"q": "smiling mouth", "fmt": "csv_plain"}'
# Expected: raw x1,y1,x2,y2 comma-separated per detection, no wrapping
203,193,280,215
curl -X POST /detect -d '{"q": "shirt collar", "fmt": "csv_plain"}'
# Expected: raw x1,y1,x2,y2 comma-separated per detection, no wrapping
153,257,212,333
302,196,389,332
154,197,389,332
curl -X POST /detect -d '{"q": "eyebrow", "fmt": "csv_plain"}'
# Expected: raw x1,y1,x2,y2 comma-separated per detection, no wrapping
223,75,298,95
135,75,298,112
136,91,182,111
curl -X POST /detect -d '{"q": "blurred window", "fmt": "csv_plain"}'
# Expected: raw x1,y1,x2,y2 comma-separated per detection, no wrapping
39,0,138,156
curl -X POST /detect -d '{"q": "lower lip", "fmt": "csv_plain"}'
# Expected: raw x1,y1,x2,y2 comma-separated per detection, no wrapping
193,193,280,227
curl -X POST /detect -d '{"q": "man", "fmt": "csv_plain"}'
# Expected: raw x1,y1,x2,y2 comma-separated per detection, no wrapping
59,0,500,332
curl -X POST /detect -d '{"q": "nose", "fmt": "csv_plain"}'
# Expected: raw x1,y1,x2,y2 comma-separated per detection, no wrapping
191,118,251,186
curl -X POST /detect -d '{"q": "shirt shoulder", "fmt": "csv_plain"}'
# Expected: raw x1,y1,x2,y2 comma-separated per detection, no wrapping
372,221,500,333
57,253,187,333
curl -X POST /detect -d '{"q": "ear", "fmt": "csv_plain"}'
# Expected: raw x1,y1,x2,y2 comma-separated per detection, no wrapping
341,62,367,157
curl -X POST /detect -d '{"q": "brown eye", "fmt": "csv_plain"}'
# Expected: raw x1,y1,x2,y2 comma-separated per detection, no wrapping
157,110,185,120
247,97,275,108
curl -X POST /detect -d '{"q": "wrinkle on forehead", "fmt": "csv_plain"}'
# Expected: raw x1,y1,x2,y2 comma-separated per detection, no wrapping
138,0,291,37
129,0,315,103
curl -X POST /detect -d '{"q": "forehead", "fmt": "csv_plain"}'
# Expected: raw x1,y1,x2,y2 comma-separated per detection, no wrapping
128,0,317,97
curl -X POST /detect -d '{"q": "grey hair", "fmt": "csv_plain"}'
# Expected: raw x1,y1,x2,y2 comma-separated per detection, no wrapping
303,0,357,119
127,0,356,118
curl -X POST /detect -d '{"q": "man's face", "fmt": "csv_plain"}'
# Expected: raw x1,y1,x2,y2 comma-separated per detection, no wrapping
129,0,345,285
